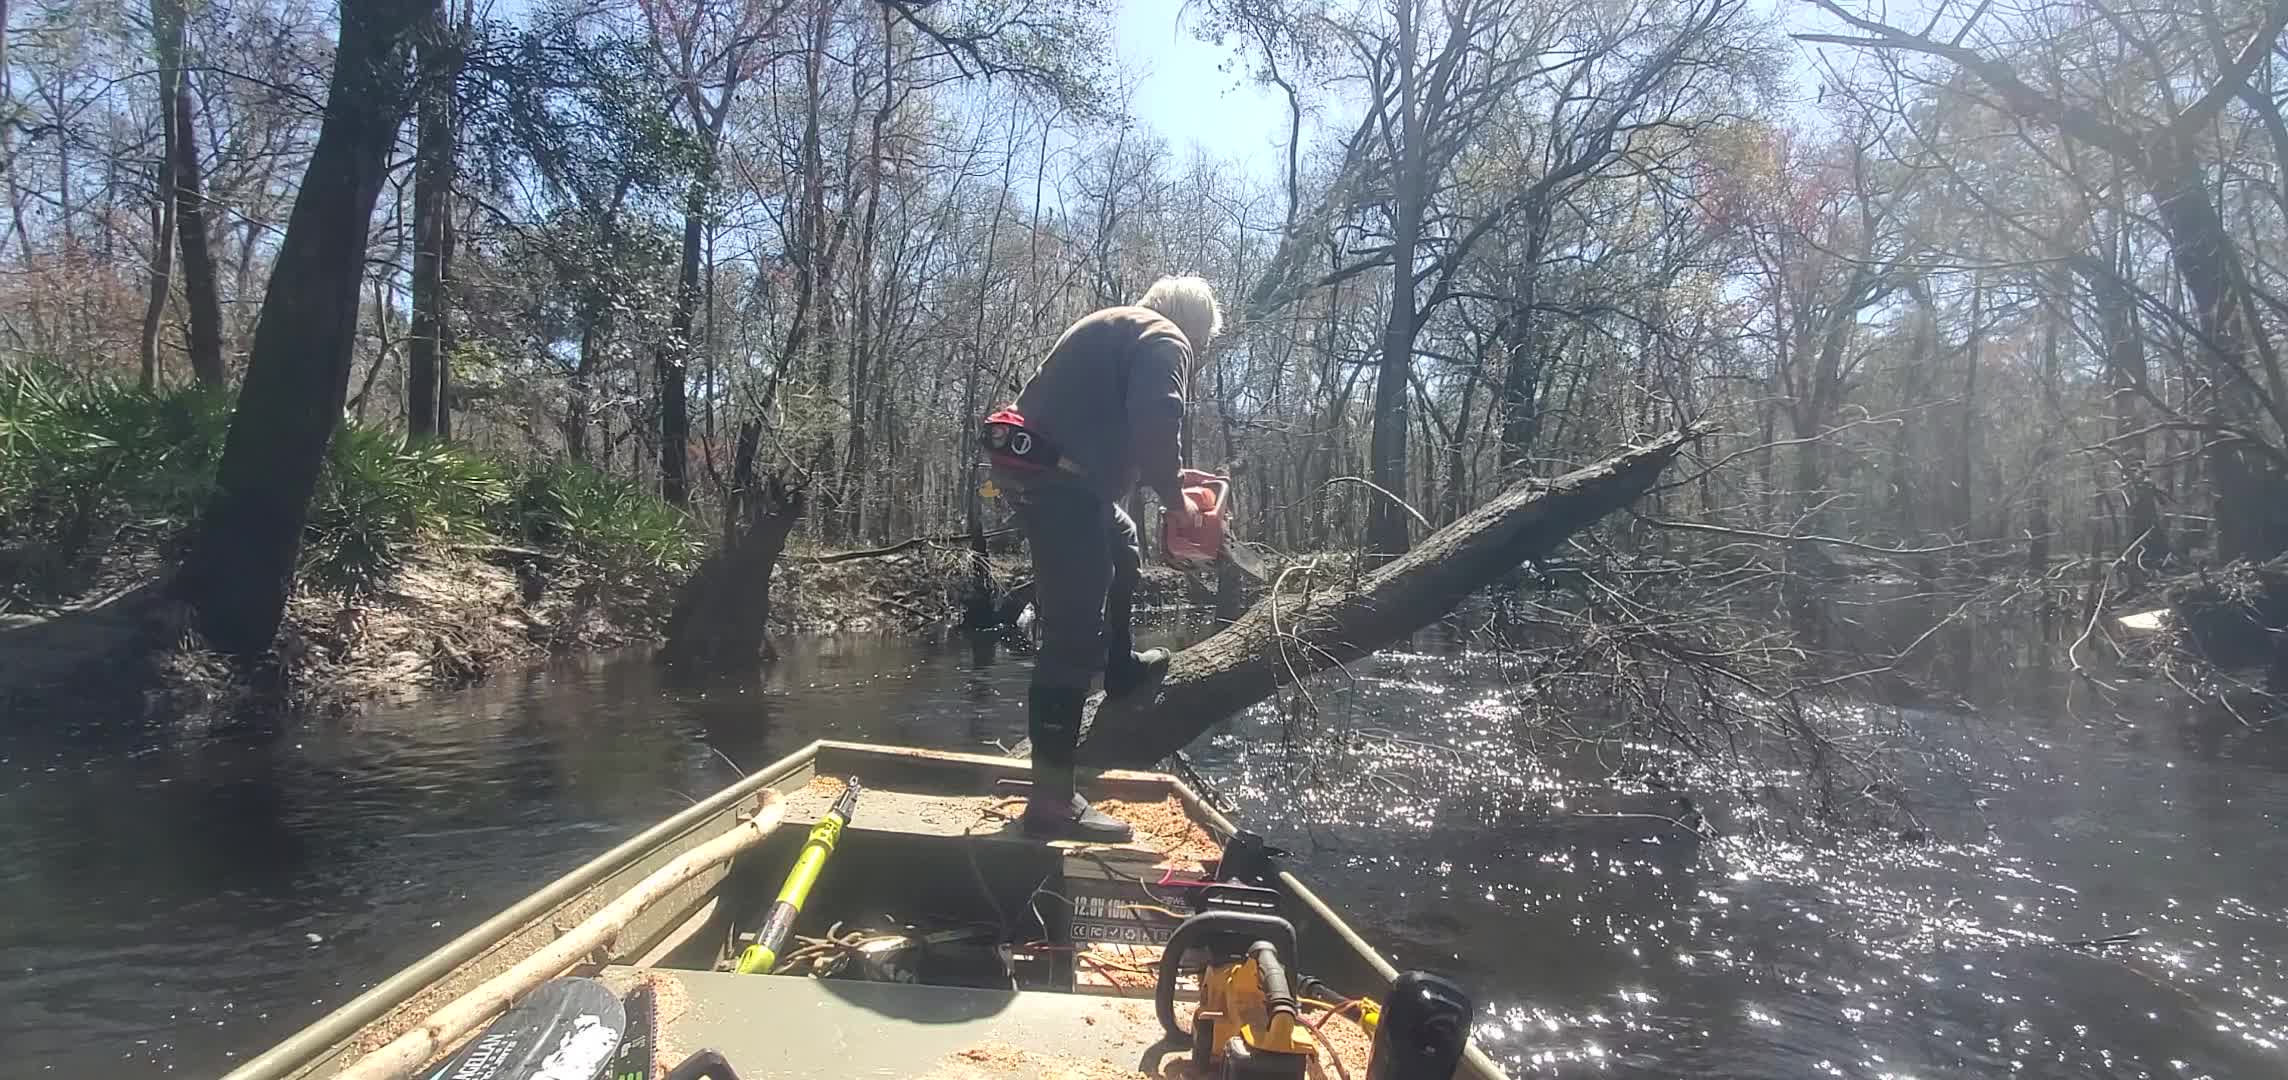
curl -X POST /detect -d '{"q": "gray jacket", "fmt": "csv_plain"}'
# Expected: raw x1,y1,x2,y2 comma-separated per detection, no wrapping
1009,306,1189,505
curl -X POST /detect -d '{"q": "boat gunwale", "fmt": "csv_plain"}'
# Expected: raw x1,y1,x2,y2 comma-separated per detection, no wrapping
1164,763,1506,1079
215,738,827,1080
219,739,1508,1080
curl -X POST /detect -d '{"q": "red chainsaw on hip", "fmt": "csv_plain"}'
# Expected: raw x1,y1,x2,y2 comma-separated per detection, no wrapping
981,407,1083,477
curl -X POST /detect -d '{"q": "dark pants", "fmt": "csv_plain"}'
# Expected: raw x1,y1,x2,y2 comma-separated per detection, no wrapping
1007,481,1142,691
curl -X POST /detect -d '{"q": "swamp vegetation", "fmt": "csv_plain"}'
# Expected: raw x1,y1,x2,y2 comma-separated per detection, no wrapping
3,0,2288,1072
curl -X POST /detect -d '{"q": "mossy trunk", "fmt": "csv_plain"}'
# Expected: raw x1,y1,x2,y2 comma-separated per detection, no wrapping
659,474,806,668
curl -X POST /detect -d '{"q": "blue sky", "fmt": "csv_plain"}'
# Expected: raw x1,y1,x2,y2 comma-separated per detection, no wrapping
1104,0,1830,183
1108,0,1293,178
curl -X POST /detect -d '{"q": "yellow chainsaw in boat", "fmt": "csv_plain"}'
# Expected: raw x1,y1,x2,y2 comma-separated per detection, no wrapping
216,741,1505,1080
1158,909,1317,1077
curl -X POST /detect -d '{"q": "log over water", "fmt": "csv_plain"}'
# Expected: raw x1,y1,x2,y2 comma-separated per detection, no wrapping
1074,427,1703,767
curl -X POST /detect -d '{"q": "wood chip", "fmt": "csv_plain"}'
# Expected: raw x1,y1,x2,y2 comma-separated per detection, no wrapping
923,1041,1187,1080
1306,1008,1377,1080
1089,795,1222,866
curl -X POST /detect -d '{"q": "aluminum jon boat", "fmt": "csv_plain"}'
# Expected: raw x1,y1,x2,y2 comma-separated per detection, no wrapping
222,740,1507,1080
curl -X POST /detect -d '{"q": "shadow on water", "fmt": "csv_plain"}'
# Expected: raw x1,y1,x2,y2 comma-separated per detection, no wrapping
3,612,2286,1078
0,630,1045,1075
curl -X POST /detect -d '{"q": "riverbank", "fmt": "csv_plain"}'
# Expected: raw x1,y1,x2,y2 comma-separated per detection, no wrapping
4,540,1193,722
0,370,1214,723
0,525,1200,723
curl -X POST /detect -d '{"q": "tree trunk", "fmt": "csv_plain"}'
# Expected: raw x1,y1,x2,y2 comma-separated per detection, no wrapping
724,419,761,548
1496,200,1551,477
174,0,428,659
435,0,468,441
566,308,599,462
1072,428,1700,766
137,60,178,391
658,188,702,505
2027,275,2063,575
840,20,894,543
1367,307,1421,558
2142,151,2288,562
659,474,806,668
170,102,218,381
1365,0,1426,562
2097,271,2164,574
1891,280,1937,542
435,183,456,439
1954,269,1983,540
770,1,830,412
159,0,225,387
406,0,452,440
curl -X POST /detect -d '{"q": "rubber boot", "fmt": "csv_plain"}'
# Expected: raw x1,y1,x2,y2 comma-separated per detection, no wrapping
1101,575,1169,699
1022,685,1135,843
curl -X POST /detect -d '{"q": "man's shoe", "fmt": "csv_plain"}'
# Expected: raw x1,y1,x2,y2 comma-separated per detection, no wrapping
1102,647,1170,699
1023,684,1135,843
1020,790,1135,843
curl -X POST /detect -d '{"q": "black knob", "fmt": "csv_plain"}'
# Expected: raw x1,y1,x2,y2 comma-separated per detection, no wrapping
1364,971,1473,1080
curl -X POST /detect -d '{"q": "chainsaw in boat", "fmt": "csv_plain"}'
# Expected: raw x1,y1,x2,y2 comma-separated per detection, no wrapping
222,740,1505,1080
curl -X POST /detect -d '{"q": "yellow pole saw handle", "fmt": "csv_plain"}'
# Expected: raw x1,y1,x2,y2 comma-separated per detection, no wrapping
735,779,861,974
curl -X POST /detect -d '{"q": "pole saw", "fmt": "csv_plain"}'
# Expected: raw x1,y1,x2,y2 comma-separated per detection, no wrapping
733,777,862,975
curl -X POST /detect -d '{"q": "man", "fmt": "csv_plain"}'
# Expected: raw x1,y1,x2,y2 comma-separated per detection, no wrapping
988,275,1222,841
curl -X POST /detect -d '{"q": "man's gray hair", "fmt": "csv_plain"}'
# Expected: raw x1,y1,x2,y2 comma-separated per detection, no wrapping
1136,275,1223,356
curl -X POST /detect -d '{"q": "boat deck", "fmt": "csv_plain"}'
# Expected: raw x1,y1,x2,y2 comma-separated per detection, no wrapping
216,741,1497,1080
779,773,1227,866
598,966,1186,1079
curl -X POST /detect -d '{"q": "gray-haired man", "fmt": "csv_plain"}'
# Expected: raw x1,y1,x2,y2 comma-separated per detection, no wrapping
987,275,1222,841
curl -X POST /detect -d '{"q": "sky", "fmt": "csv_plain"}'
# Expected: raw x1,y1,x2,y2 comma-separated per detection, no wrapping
1103,0,1834,184
1106,0,1295,180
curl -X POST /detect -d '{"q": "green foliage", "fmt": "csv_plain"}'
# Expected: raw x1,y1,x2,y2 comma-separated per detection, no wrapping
497,459,698,574
462,20,702,211
0,365,232,549
0,366,693,598
301,427,510,593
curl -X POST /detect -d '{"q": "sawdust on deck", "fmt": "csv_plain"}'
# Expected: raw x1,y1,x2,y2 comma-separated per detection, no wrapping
922,1039,1186,1080
921,1002,1377,1080
800,774,1223,868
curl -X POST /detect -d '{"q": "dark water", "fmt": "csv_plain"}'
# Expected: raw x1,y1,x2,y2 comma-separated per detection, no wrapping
3,627,2285,1078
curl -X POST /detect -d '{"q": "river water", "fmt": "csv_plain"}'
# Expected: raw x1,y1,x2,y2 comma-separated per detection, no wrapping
2,623,2285,1078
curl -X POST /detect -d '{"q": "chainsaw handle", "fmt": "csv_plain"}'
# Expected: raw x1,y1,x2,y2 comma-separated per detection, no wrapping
1249,939,1299,1023
1189,477,1228,511
1155,911,1300,1040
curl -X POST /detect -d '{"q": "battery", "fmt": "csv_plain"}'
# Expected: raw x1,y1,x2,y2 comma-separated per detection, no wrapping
1061,848,1187,947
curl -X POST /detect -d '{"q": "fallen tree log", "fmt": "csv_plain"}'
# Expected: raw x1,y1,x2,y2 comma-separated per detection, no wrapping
1073,428,1703,767
802,528,1017,565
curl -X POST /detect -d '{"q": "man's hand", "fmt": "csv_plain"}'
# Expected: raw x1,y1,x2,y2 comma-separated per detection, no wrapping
1165,468,1220,530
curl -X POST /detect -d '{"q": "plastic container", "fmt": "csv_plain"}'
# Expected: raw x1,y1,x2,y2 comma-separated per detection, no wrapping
1163,477,1228,563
